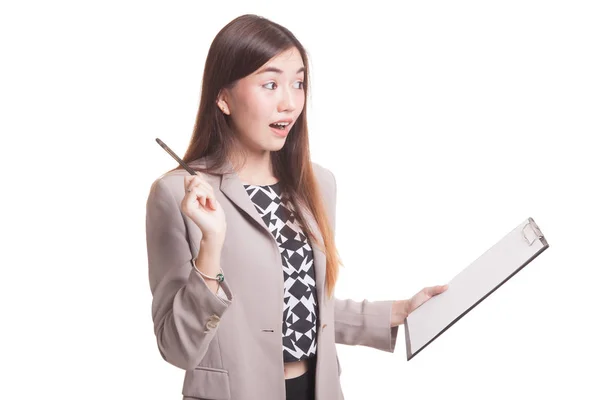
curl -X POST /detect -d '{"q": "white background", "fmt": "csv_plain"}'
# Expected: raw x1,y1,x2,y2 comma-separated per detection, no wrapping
1,1,599,399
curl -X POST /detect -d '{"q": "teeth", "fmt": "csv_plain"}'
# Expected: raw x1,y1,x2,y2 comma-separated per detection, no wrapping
273,122,289,126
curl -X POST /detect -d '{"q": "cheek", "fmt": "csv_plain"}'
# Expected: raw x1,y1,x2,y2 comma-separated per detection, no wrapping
231,95,272,139
296,91,306,110
255,96,277,119
241,91,273,120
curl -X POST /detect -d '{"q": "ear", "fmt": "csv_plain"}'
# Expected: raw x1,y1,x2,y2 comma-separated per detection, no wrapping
216,90,231,115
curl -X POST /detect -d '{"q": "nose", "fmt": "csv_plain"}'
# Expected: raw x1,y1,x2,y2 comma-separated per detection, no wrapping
278,86,297,113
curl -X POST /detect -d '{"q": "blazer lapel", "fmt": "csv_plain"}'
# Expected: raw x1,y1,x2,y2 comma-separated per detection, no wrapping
211,156,327,308
189,155,272,236
219,167,274,237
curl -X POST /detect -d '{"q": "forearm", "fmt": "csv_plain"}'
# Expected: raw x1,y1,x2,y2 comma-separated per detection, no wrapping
147,178,233,370
334,298,399,352
153,241,233,370
194,238,224,294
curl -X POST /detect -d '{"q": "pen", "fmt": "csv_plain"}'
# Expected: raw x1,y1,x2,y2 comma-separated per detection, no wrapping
155,138,197,175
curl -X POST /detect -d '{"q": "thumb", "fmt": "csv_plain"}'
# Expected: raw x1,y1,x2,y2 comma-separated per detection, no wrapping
430,284,448,295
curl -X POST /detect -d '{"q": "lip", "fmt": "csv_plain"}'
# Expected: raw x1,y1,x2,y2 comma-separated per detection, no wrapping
271,118,293,124
269,120,293,137
270,124,291,137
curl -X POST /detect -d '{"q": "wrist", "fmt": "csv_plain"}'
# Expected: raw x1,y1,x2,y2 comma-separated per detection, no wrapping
201,234,225,248
391,300,410,327
194,249,222,294
196,239,223,273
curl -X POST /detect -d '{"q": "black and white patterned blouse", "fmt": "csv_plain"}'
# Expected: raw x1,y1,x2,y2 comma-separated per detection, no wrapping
243,181,319,362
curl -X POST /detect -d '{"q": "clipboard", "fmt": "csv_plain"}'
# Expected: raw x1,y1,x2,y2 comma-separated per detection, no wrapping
404,217,549,360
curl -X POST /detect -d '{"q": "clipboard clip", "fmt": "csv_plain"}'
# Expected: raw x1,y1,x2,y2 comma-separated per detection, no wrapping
522,218,544,246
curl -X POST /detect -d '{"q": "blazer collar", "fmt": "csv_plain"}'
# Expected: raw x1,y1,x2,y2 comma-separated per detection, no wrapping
189,155,323,243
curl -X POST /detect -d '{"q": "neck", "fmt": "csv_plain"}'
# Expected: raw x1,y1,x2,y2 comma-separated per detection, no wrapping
228,149,278,186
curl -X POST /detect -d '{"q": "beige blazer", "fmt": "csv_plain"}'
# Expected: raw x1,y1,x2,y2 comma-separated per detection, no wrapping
146,156,399,400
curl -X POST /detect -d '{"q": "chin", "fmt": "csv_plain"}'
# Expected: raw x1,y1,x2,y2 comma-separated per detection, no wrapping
268,140,287,151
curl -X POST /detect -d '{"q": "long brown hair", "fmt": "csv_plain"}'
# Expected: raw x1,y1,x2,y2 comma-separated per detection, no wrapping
169,14,342,298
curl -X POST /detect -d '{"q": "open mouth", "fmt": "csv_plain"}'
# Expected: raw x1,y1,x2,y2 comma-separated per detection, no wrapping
269,122,290,130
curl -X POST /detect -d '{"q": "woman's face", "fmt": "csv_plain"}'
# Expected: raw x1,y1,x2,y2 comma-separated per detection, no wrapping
218,47,306,155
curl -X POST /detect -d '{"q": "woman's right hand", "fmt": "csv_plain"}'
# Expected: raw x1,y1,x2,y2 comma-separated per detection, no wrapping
182,174,227,243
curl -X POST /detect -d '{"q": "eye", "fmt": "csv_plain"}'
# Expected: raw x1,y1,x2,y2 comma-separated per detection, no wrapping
262,81,304,90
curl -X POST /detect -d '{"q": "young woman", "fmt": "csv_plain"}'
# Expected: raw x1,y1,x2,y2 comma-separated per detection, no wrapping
146,14,448,400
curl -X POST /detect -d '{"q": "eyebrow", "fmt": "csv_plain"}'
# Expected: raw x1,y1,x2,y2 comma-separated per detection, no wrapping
256,66,306,75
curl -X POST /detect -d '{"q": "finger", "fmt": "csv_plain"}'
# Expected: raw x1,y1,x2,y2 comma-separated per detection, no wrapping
185,179,203,195
196,179,215,195
184,173,206,185
191,186,218,210
183,175,217,211
430,285,448,295
201,193,217,210
191,179,216,209
192,180,216,208
186,186,210,208
187,175,214,195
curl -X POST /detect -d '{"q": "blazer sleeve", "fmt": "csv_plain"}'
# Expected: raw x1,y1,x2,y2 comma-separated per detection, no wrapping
334,298,398,352
146,178,234,370
325,168,399,353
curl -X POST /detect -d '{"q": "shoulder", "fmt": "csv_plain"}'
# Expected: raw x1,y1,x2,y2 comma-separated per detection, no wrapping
148,156,220,202
311,161,336,190
311,161,337,206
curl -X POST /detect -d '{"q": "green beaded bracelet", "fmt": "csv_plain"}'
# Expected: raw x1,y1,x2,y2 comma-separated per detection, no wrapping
195,266,225,283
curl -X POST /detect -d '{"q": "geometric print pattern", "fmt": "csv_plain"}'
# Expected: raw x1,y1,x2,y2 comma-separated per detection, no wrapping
243,181,318,362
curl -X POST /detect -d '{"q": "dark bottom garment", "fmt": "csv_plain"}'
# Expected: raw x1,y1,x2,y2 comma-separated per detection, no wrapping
285,356,316,400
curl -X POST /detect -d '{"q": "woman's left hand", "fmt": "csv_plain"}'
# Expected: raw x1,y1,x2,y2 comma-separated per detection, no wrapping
391,284,449,327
